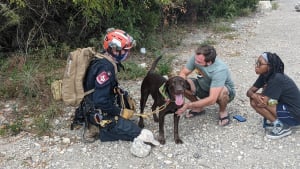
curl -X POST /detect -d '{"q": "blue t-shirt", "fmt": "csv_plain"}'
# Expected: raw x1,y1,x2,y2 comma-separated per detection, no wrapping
185,55,235,95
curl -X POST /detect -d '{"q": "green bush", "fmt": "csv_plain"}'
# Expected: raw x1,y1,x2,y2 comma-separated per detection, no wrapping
272,2,279,10
118,62,147,80
182,0,258,22
0,103,24,136
157,55,175,76
0,0,260,137
200,39,217,46
210,22,235,33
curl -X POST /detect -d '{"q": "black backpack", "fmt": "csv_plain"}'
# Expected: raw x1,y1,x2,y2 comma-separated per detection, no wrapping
70,97,94,130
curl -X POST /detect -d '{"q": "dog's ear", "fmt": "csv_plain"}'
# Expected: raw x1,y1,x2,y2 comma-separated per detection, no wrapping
184,80,191,90
164,79,171,90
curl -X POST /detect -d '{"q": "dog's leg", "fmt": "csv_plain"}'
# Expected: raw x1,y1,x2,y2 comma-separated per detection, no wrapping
158,111,166,145
138,116,144,128
173,113,183,144
151,101,159,122
138,90,150,128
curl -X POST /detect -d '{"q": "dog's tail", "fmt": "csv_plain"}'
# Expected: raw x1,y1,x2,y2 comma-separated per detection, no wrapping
148,55,162,74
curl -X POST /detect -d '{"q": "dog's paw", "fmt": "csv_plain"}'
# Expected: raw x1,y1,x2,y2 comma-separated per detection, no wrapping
158,136,166,145
138,121,145,128
175,138,183,144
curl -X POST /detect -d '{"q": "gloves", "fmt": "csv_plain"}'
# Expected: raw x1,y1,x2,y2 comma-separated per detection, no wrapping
121,108,134,119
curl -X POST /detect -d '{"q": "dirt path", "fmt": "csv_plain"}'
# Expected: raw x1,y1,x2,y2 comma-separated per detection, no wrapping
1,0,300,169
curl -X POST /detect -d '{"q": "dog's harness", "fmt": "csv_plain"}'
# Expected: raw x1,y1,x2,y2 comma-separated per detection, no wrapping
132,83,171,119
139,82,182,118
125,82,182,119
139,101,170,119
159,82,183,103
159,83,171,102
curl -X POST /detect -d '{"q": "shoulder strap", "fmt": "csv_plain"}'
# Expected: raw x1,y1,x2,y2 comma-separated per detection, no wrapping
94,53,118,73
83,52,118,96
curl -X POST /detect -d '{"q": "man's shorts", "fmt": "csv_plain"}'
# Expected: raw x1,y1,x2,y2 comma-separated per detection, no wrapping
191,78,235,102
277,104,300,126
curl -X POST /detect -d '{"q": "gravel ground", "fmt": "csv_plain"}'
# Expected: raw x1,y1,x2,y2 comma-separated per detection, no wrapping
1,0,300,169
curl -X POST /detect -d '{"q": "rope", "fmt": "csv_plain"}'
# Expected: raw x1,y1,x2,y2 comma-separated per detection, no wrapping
116,87,170,119
133,101,170,119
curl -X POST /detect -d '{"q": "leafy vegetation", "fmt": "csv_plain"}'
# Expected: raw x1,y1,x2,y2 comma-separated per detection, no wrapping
271,1,279,10
0,0,260,136
118,62,148,80
1,0,259,53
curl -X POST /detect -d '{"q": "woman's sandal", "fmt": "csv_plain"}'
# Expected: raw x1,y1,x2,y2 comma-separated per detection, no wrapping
219,115,230,126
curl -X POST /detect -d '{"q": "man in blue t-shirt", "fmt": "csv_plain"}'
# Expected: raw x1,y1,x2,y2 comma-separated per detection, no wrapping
176,45,235,126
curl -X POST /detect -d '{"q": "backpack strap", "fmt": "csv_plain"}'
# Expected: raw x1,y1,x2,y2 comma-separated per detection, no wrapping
83,52,118,96
84,88,95,96
95,53,118,73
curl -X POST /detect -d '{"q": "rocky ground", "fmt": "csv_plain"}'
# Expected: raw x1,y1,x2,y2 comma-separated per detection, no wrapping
1,0,300,169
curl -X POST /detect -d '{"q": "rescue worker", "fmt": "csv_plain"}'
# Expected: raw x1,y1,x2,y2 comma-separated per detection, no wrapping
83,28,159,146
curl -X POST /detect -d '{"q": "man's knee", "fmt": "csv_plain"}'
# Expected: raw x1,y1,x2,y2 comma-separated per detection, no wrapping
217,87,229,103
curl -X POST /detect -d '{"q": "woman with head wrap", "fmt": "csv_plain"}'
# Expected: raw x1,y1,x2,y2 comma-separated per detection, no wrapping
246,52,300,139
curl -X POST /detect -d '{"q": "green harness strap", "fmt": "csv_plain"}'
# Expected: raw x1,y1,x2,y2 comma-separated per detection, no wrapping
159,83,170,102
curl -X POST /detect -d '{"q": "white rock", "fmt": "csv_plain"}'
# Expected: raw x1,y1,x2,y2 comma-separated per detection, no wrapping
258,1,272,12
164,160,172,164
139,63,147,68
62,137,71,144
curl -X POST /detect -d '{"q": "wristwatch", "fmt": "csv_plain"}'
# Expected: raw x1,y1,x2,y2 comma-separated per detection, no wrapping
268,99,278,106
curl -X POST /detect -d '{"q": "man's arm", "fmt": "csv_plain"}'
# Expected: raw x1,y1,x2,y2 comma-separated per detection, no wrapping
188,86,223,109
179,66,192,79
176,86,223,116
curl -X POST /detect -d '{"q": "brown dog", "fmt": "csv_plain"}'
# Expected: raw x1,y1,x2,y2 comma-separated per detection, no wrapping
138,56,196,144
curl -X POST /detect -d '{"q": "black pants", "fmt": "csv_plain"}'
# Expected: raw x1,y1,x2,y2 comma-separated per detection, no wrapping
99,117,141,142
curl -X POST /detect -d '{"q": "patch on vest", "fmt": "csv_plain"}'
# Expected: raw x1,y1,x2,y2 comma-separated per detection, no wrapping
96,71,110,84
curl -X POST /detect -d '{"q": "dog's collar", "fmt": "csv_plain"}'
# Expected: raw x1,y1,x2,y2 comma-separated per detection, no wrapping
159,83,170,102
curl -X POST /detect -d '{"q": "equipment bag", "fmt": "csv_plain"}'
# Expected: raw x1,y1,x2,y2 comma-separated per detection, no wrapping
51,80,62,101
61,47,117,106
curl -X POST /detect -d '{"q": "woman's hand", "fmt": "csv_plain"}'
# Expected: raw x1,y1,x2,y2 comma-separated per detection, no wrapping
253,93,267,107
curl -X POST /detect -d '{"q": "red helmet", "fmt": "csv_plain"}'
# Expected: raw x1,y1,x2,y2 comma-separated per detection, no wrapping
103,28,136,51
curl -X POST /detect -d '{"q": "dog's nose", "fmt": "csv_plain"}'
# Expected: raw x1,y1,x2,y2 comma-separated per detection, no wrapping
175,88,184,94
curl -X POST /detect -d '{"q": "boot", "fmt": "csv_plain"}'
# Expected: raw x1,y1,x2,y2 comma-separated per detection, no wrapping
83,124,99,143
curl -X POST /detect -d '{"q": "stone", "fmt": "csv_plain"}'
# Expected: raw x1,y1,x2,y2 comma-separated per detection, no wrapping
258,1,272,12
295,2,300,12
